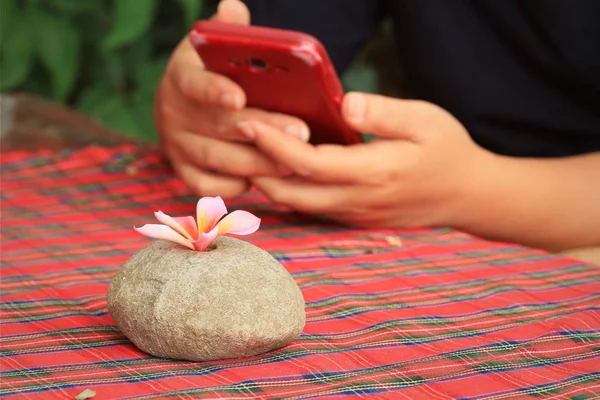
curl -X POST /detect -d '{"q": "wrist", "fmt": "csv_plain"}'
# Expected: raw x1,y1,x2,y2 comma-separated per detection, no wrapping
444,148,512,232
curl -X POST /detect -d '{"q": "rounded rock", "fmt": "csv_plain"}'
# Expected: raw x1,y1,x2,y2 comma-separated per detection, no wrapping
107,237,305,361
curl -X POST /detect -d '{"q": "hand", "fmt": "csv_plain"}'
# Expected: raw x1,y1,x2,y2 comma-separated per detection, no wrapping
239,92,496,229
154,0,310,198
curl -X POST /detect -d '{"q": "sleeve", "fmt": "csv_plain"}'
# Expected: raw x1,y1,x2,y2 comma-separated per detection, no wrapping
241,0,384,75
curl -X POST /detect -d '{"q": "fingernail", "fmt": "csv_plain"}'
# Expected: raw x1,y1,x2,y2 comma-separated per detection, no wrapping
346,93,366,124
284,124,310,142
237,122,255,139
221,93,242,110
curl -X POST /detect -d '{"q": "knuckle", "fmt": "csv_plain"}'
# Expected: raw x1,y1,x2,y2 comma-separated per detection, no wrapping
267,188,291,206
203,146,223,171
363,169,400,186
293,159,319,178
179,71,213,102
220,183,250,199
203,78,224,102
155,83,175,115
206,144,255,177
190,174,210,196
162,143,179,164
364,175,386,186
214,119,235,139
173,68,191,95
179,78,198,101
294,166,314,178
236,161,257,177
192,176,224,198
196,177,244,198
158,102,179,126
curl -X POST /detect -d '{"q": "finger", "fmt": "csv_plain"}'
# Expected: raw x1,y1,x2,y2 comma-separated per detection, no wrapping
238,120,376,183
213,0,250,25
174,131,290,177
251,177,351,214
342,92,440,141
212,108,310,142
172,105,309,143
173,161,250,199
169,0,250,110
159,96,310,144
171,0,251,111
174,68,246,110
253,176,398,228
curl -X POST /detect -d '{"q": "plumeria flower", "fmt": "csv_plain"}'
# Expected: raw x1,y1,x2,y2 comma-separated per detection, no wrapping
135,196,261,251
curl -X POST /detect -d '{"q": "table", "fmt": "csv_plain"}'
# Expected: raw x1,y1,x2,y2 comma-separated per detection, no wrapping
1,94,599,399
0,94,127,151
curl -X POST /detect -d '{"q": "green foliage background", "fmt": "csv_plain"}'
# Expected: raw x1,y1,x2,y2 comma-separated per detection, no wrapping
0,0,215,142
0,0,383,142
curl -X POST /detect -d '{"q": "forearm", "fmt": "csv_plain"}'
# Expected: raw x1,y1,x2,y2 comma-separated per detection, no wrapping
453,151,600,251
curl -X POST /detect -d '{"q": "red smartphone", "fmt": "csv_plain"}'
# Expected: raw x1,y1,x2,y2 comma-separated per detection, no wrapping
189,20,362,145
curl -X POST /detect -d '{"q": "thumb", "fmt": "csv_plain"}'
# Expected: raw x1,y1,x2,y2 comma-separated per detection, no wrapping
212,0,251,25
342,92,439,141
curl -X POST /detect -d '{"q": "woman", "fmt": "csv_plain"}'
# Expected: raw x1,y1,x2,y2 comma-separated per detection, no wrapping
154,0,600,252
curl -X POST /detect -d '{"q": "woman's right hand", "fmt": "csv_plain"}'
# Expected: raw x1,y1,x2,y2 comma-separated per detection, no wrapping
154,0,310,198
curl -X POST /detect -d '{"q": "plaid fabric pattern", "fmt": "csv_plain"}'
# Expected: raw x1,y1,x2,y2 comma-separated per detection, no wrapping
1,145,599,399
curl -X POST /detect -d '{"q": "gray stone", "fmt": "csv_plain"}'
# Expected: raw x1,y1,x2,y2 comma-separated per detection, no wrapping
107,237,305,361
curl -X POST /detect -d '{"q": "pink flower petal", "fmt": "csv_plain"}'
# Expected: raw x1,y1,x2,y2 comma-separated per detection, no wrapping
172,216,199,238
191,227,219,251
216,210,261,236
154,212,197,239
134,224,195,250
197,196,228,234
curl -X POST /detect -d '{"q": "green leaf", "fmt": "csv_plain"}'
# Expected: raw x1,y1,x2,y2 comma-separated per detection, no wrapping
124,38,154,85
131,98,158,141
178,0,203,29
75,389,96,400
0,0,15,45
105,51,127,91
127,37,154,67
103,0,158,52
76,82,115,116
131,89,159,141
135,55,170,96
0,11,34,91
90,96,141,137
48,0,104,15
30,10,80,100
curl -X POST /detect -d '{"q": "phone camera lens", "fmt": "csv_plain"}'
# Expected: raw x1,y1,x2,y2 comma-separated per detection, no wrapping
248,58,268,70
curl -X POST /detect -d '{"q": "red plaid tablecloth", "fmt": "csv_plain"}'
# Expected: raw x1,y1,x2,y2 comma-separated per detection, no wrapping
1,145,599,399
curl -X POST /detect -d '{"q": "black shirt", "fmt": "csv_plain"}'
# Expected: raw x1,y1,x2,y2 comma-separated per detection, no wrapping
242,0,600,157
